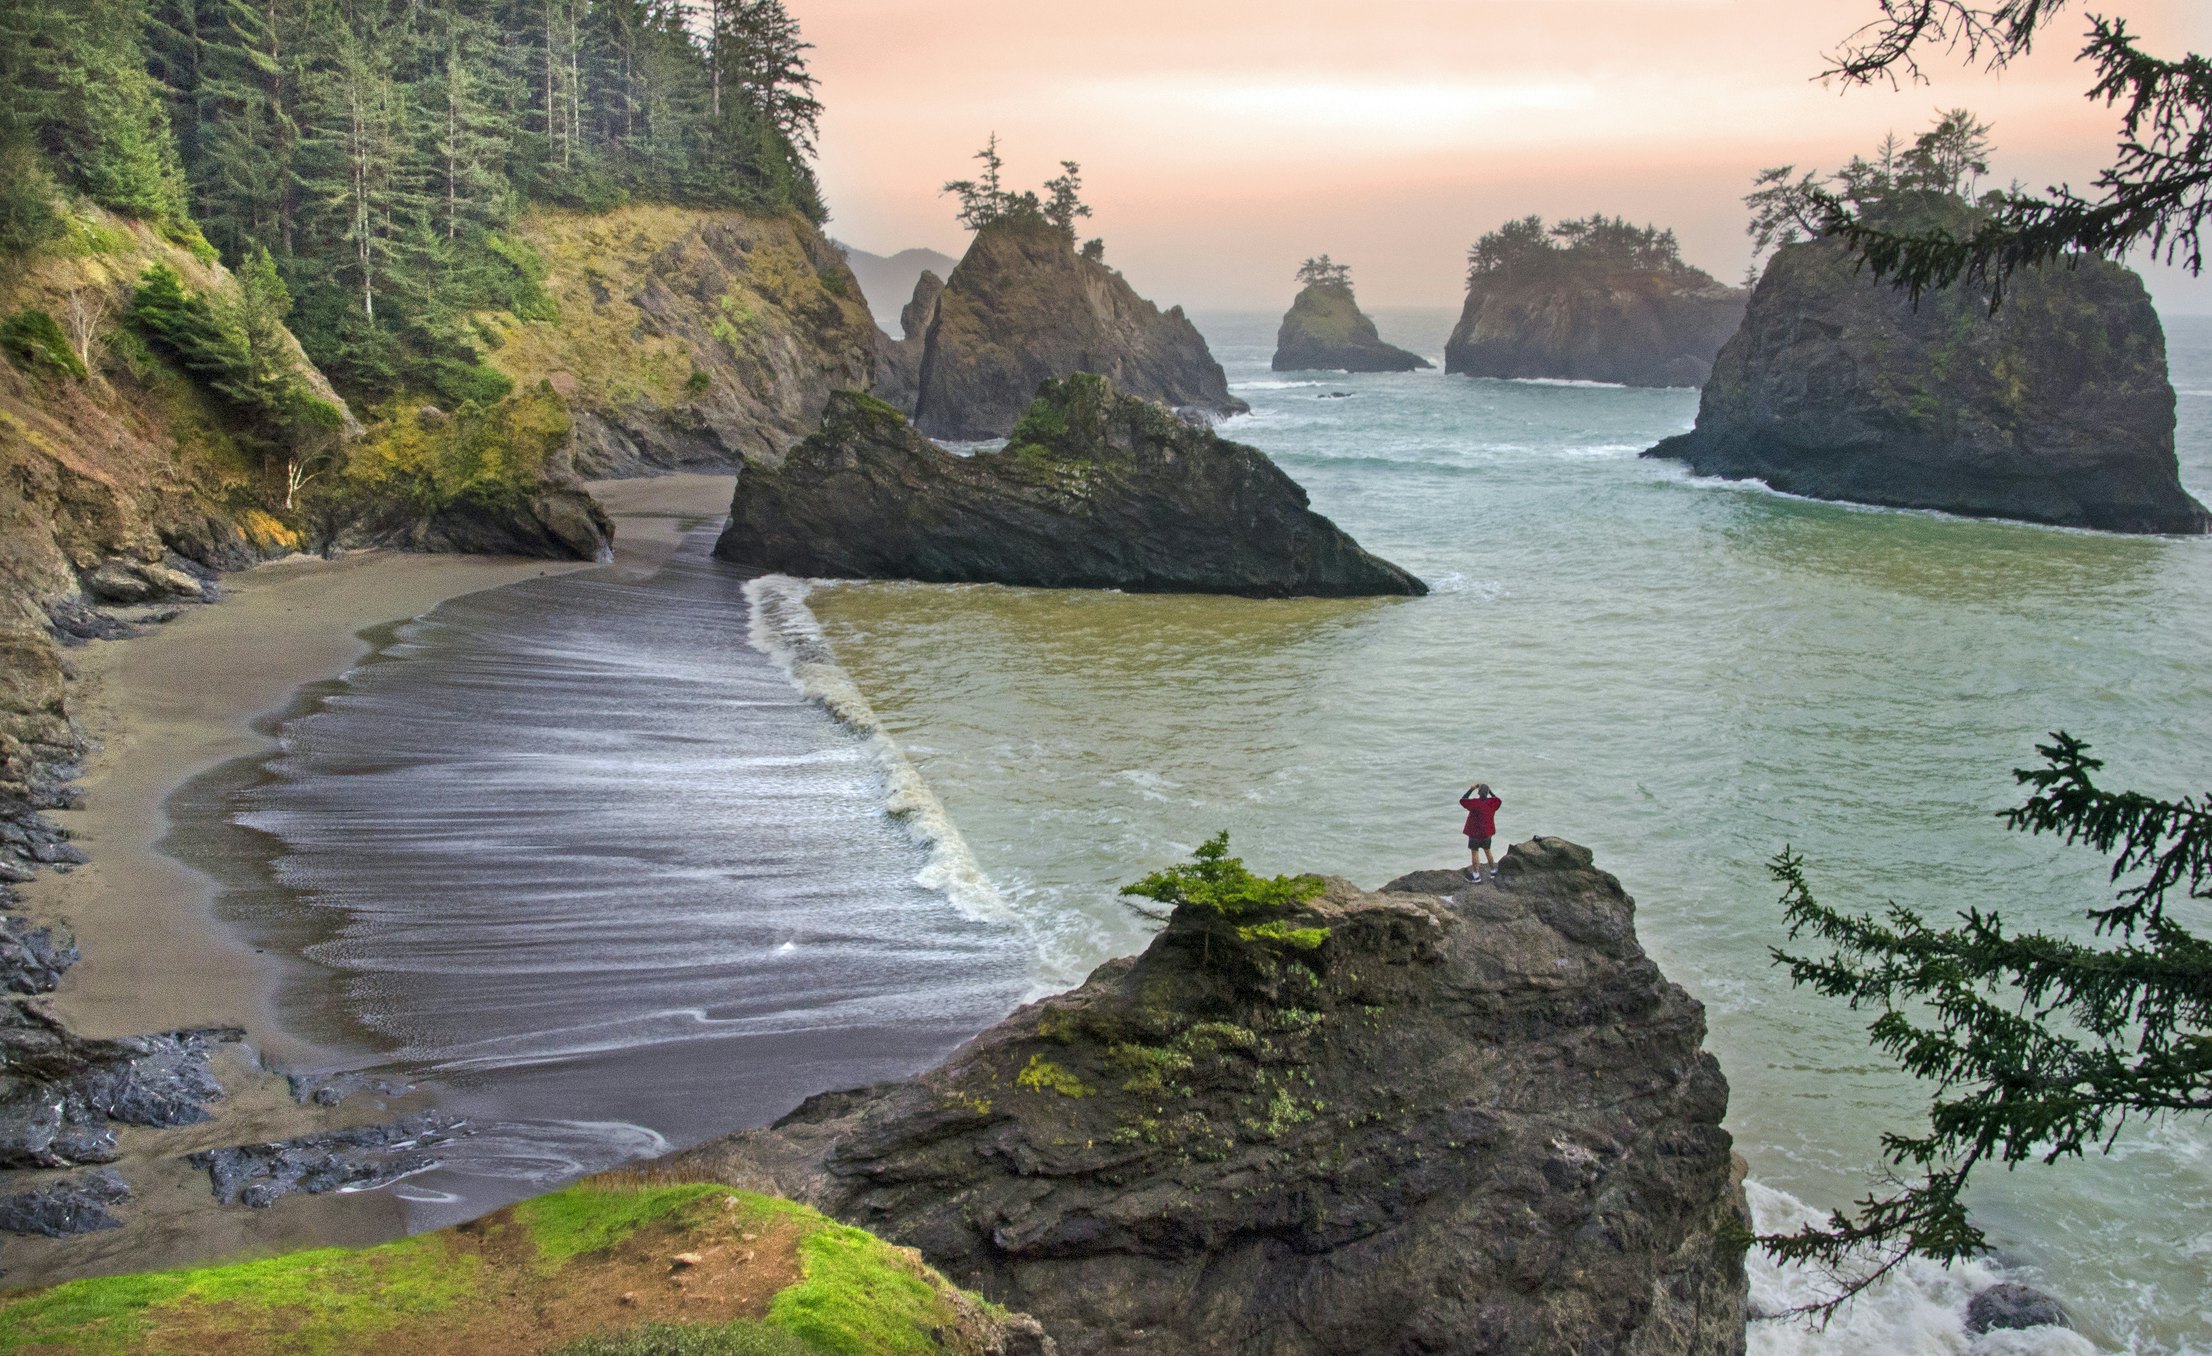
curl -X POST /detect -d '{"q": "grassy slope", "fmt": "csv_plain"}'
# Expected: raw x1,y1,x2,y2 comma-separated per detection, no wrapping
0,1183,1012,1356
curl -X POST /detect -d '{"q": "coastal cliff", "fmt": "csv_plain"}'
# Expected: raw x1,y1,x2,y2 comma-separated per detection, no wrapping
1272,281,1432,372
1644,236,2208,534
668,836,1750,1356
715,375,1426,597
873,269,944,413
910,216,1246,440
1446,215,1745,387
481,205,882,478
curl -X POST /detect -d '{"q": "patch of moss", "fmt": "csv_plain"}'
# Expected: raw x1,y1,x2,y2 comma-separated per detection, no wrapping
1014,1053,1091,1098
0,1234,479,1356
511,1183,743,1266
553,1321,816,1356
765,1225,955,1356
338,381,571,512
1,308,87,378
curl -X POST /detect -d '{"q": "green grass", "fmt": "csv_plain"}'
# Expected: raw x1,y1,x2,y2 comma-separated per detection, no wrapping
0,1234,478,1355
513,1183,742,1265
552,1319,817,1356
766,1226,951,1356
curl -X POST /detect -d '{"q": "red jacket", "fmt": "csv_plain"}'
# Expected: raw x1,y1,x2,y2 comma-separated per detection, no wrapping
1460,793,1501,838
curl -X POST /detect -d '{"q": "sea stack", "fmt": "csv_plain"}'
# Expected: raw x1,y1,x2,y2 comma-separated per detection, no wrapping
1272,256,1431,372
909,215,1246,440
1645,232,2209,534
1446,214,1746,387
668,837,1750,1356
714,374,1424,597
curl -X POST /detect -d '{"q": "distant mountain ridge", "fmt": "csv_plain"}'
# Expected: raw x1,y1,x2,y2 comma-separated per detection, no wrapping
838,242,963,329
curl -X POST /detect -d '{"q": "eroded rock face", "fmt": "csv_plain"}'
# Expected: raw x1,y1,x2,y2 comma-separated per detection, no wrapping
911,217,1246,439
1272,282,1432,372
668,837,1749,1356
1643,237,2208,534
714,376,1425,598
1447,263,1746,388
872,270,944,414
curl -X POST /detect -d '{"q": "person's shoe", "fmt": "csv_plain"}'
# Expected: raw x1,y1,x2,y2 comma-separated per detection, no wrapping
1464,868,1480,882
1487,869,1501,882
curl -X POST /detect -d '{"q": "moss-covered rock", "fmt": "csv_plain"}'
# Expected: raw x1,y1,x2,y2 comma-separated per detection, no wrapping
907,216,1245,440
715,375,1424,597
481,206,881,476
0,1182,1052,1355
1644,236,2209,534
1271,283,1430,373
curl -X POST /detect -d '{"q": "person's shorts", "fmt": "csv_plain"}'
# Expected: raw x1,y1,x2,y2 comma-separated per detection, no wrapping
1468,835,1493,851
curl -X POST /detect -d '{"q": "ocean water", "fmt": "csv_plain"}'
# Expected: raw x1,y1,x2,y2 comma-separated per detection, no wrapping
784,309,2212,1353
209,308,2212,1351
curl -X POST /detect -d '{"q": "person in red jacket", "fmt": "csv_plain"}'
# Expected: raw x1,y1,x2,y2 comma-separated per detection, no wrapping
1459,782,1502,882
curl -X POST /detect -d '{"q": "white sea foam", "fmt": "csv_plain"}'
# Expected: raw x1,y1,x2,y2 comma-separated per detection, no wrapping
744,575,1014,928
1745,1181,2107,1356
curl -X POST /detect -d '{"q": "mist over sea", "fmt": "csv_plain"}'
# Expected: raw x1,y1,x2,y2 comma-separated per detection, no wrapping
206,309,2212,1354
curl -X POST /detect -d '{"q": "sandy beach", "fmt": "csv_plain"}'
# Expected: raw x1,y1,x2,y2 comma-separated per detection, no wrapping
2,473,735,1286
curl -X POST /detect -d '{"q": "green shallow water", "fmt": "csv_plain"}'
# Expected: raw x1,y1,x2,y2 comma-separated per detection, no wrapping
795,309,2212,1354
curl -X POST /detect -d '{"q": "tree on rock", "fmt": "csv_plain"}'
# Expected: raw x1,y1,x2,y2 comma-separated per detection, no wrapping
1296,255,1353,290
1764,733,2210,1313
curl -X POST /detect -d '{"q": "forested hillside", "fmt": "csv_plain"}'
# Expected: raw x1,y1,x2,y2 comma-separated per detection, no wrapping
1,0,823,400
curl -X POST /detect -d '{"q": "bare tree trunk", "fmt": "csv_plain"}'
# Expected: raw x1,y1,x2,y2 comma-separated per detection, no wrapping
63,288,112,370
349,78,373,320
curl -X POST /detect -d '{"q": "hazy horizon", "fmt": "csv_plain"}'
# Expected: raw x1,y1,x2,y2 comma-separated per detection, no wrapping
802,0,2212,316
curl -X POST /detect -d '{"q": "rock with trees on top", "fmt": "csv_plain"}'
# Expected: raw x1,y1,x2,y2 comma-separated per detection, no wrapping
1646,110,2209,535
1272,256,1432,373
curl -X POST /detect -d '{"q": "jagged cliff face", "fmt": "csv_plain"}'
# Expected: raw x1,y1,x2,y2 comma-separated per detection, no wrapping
716,375,1426,597
1447,264,1746,388
910,217,1246,440
872,269,943,413
0,206,343,808
1272,282,1432,372
1645,237,2208,534
670,838,1749,1356
488,205,882,476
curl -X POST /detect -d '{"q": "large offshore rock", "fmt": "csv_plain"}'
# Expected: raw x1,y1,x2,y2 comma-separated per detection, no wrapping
1272,281,1432,372
911,216,1246,439
714,375,1425,598
1447,261,1745,388
1644,235,2208,533
668,837,1749,1356
872,269,945,413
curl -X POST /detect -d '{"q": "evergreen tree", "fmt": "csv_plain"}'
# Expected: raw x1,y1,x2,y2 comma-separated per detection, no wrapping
1042,161,1091,238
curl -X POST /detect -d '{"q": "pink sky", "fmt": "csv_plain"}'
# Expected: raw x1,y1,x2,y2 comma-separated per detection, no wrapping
797,0,2212,317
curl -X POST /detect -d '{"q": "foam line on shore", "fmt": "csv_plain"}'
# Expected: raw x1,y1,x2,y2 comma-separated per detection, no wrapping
744,575,1015,931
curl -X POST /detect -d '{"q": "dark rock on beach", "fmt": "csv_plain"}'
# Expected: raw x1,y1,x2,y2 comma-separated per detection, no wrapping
188,1112,469,1209
1966,1282,2071,1334
0,1004,239,1169
715,376,1426,598
0,915,78,994
1644,233,2210,534
0,1167,130,1237
1272,281,1432,372
909,215,1246,439
667,836,1748,1356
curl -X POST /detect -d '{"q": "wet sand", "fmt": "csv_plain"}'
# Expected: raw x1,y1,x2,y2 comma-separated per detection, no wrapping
3,473,735,1286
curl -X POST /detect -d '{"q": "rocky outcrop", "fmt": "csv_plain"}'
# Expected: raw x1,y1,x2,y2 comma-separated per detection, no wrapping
1272,282,1432,372
669,837,1749,1356
872,269,944,413
715,375,1425,598
484,205,883,477
909,216,1246,439
838,242,961,329
1447,263,1745,388
1644,237,2208,534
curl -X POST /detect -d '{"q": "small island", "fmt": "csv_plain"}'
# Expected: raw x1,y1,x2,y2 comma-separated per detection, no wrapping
714,374,1425,597
1272,256,1432,372
1446,215,1747,387
902,140,1246,440
1646,113,2211,535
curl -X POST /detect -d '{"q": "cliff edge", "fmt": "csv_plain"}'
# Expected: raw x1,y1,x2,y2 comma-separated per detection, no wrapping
910,217,1246,440
1272,282,1432,373
667,836,1750,1356
714,375,1425,598
1644,235,2208,534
